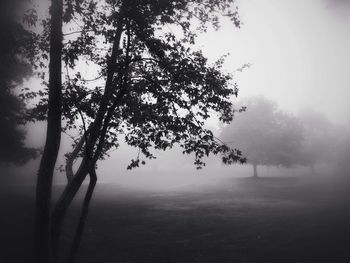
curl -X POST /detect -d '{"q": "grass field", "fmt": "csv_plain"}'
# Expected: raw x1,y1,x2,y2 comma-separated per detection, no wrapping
1,176,350,263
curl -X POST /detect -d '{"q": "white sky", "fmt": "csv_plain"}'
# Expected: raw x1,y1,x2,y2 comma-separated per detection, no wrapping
99,0,350,186
196,0,350,125
18,0,350,187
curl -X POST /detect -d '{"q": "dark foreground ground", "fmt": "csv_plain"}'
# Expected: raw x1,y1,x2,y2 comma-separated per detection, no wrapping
1,176,350,263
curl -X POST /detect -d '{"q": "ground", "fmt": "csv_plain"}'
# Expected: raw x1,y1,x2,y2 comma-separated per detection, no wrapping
1,175,350,263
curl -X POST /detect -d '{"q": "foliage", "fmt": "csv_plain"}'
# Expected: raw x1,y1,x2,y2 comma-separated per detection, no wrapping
26,0,245,169
220,96,305,168
298,108,342,167
0,0,38,164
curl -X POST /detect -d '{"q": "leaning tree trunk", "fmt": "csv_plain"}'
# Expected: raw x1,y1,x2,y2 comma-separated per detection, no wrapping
68,168,97,263
51,9,126,260
51,159,90,261
34,0,63,262
253,164,258,178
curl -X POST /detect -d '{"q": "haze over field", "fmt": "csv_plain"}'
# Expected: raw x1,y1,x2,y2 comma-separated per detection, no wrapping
9,0,348,189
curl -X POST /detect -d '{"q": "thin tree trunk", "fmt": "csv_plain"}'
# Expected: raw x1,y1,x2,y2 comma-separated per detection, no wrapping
66,128,90,182
68,168,97,263
51,9,126,259
51,160,90,261
253,164,258,178
34,0,63,262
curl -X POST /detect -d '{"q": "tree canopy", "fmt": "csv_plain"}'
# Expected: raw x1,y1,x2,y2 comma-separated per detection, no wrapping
298,108,342,169
27,0,244,170
220,96,304,176
22,1,245,261
0,0,38,165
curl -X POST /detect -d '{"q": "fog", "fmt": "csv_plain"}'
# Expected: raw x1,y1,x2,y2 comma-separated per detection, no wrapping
198,0,350,125
2,0,350,190
1,1,350,262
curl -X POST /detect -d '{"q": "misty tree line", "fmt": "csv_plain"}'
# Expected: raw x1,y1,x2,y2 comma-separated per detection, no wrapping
220,96,350,178
1,1,247,263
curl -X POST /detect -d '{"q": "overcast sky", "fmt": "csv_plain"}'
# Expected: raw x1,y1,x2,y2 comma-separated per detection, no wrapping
196,0,350,126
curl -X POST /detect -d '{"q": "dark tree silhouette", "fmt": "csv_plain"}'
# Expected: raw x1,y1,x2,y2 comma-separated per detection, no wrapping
0,0,37,165
33,0,63,262
26,1,244,261
221,96,304,178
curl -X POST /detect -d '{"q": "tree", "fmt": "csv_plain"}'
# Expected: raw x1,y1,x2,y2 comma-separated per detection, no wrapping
298,108,341,174
337,136,350,176
33,0,63,262
0,0,37,165
26,0,244,262
0,1,56,261
220,96,304,178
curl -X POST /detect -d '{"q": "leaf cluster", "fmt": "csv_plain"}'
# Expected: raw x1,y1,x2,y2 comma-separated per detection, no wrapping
26,0,245,169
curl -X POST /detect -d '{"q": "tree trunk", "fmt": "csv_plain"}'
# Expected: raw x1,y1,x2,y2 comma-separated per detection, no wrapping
253,164,258,178
68,169,97,263
51,159,90,261
66,128,90,182
51,9,126,260
34,0,63,262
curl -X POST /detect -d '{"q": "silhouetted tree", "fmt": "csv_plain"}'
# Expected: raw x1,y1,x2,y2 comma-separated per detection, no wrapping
221,96,304,178
0,0,37,165
31,0,63,262
26,0,244,262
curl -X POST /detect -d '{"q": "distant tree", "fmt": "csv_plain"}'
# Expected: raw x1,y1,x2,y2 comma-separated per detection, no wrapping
298,109,341,174
337,136,350,175
25,1,244,261
0,0,37,165
220,96,304,178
